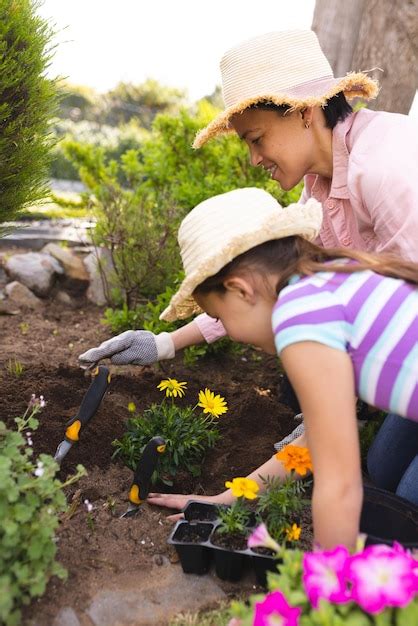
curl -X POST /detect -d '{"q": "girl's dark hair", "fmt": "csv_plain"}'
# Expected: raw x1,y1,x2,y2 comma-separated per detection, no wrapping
194,237,418,299
249,92,353,129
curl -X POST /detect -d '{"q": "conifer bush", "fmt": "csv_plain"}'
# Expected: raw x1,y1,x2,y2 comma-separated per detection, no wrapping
0,0,58,225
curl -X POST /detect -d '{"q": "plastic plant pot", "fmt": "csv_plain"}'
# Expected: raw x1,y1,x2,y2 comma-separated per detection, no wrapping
182,500,222,522
211,544,249,582
360,484,418,549
251,550,280,587
168,521,213,574
209,526,252,582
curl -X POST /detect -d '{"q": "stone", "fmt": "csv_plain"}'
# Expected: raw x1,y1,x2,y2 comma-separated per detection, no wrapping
42,243,89,283
52,607,81,626
85,563,226,626
5,252,63,297
5,281,44,310
55,290,76,307
83,248,117,306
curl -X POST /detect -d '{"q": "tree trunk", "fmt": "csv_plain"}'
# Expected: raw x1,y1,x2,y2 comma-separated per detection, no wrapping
312,0,418,114
312,0,366,78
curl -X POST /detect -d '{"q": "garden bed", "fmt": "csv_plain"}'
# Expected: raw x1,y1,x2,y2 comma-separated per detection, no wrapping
0,298,306,623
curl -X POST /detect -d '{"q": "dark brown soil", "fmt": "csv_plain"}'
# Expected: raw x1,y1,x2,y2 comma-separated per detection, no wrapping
211,529,249,552
0,296,306,623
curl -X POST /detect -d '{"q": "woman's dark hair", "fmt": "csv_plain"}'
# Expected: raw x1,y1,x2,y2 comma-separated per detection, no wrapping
194,237,418,299
249,92,353,129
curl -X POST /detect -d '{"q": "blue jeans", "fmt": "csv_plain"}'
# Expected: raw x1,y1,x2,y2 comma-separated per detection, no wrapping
367,413,418,506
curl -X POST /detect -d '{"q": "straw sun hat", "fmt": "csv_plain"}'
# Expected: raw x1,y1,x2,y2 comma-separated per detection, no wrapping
160,188,323,322
193,30,379,148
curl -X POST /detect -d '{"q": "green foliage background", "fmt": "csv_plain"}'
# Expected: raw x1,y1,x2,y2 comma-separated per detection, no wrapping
64,101,302,307
0,0,58,225
0,409,85,625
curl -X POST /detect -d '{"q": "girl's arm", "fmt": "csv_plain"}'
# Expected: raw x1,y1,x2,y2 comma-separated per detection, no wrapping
281,340,363,550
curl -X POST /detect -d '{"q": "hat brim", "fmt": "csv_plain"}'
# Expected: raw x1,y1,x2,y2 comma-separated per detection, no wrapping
160,198,322,322
193,72,379,149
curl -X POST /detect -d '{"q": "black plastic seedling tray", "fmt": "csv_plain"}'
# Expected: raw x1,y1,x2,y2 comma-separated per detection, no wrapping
167,500,279,585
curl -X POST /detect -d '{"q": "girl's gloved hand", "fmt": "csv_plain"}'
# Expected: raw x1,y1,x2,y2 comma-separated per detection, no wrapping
78,330,175,367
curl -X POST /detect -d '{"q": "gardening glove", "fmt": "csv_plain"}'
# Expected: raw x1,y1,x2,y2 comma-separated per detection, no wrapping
78,330,175,367
274,417,305,452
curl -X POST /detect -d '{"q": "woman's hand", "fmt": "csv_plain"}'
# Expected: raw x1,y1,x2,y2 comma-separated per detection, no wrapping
147,491,233,522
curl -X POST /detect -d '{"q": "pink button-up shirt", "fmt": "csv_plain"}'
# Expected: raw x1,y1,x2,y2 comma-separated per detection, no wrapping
196,108,418,343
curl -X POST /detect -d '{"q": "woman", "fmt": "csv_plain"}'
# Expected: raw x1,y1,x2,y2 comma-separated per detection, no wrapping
79,30,418,514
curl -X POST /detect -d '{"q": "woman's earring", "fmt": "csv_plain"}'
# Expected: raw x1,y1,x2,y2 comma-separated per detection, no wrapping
304,122,310,129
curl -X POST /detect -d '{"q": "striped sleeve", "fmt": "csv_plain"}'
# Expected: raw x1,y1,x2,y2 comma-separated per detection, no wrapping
272,285,350,355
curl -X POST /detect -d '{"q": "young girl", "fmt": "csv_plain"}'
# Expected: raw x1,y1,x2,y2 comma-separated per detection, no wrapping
157,187,418,550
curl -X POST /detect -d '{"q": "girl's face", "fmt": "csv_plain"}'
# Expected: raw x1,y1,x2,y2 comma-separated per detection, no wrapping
194,274,277,354
230,107,323,190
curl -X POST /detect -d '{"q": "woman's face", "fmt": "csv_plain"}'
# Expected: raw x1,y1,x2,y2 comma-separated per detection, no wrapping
230,107,318,190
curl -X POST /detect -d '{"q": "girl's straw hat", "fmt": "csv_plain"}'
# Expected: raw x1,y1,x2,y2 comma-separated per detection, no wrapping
160,187,322,322
193,30,379,148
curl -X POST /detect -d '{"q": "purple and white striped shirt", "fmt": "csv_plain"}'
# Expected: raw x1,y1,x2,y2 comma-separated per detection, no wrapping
272,268,418,422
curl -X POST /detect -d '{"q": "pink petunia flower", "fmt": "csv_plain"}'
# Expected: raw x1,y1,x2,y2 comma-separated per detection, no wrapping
347,543,418,614
302,546,351,608
254,591,301,626
247,523,281,554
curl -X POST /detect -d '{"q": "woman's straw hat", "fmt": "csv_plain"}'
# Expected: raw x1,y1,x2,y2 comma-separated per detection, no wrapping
193,30,379,148
160,188,323,322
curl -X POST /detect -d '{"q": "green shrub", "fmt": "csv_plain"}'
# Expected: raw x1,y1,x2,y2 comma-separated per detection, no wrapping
102,278,244,366
51,118,147,182
0,0,58,225
113,384,226,485
64,101,303,305
0,397,85,625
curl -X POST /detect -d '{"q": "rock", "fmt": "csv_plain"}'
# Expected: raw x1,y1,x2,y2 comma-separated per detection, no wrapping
5,281,44,310
85,563,226,626
83,248,116,306
55,290,77,307
52,607,81,626
5,252,63,297
42,243,89,283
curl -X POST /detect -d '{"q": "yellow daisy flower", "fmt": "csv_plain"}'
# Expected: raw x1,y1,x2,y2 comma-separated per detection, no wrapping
285,523,302,542
198,388,228,417
127,402,136,413
157,378,187,398
224,477,259,500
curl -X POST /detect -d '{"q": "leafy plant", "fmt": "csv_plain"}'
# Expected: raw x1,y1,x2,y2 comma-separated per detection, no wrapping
0,396,86,625
217,480,259,538
0,0,59,226
112,382,227,485
231,529,418,625
6,358,25,377
216,502,253,537
256,475,308,541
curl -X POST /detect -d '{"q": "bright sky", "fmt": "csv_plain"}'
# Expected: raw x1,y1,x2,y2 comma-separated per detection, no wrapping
38,0,315,101
38,0,417,114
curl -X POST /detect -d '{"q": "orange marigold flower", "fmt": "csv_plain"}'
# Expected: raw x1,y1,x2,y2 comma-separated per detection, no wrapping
275,444,313,476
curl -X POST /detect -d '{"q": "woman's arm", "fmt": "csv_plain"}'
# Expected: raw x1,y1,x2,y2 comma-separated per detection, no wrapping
170,314,227,350
147,431,307,517
281,340,363,549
